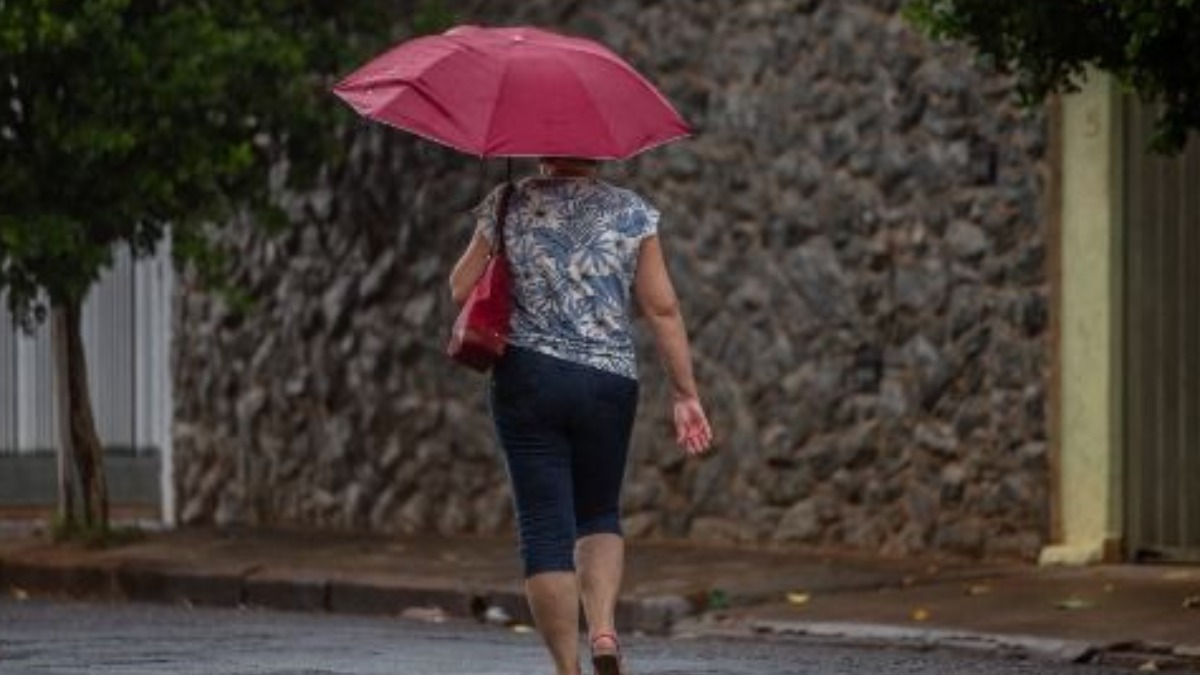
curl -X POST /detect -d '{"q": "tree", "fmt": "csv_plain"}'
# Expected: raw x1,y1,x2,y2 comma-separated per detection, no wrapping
0,0,451,536
905,0,1200,153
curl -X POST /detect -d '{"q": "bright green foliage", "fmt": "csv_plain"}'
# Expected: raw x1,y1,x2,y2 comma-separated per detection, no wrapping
0,0,452,326
905,0,1200,153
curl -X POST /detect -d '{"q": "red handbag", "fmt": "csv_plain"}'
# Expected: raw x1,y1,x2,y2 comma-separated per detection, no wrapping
447,183,515,371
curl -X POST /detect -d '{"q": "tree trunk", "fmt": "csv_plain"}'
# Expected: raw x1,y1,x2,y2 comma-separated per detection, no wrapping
60,299,109,532
51,308,77,532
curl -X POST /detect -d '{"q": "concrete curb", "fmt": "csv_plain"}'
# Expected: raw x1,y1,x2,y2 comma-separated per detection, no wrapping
750,620,1099,662
747,620,1200,670
115,561,249,607
0,552,693,635
328,577,477,618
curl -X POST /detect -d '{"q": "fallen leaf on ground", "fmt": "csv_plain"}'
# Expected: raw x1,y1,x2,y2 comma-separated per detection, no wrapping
1182,595,1200,610
1138,659,1159,671
12,587,28,601
964,584,991,596
1054,597,1093,611
786,591,811,606
911,607,930,621
401,606,448,623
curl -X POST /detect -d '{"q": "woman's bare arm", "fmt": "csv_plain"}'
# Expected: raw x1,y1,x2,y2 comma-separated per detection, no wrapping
634,235,713,454
448,232,493,306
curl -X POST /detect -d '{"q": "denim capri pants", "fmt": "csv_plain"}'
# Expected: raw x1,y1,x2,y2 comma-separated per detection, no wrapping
490,347,639,577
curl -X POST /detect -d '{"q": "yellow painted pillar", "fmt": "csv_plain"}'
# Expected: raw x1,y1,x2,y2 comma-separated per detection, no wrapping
1040,74,1124,565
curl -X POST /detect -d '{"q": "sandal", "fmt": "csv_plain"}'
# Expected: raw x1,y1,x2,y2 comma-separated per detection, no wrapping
589,632,623,675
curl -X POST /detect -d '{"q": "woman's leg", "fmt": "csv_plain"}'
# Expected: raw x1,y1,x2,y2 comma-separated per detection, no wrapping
575,533,623,652
498,434,581,675
525,572,582,675
571,370,638,656
491,350,583,675
500,439,582,675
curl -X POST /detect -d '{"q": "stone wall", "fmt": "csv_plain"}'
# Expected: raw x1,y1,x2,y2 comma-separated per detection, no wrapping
174,0,1050,559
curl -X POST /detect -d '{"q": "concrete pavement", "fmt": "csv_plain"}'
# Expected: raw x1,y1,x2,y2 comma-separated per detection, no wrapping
7,598,1148,675
683,564,1200,670
1,526,1197,670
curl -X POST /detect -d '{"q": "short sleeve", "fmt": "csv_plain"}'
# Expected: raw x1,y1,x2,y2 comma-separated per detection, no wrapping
632,197,660,243
472,184,506,245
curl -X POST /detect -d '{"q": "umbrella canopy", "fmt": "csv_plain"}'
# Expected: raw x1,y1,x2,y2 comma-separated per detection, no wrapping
332,25,691,159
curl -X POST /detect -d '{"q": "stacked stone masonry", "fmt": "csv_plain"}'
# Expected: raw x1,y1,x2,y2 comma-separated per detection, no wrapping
175,0,1050,560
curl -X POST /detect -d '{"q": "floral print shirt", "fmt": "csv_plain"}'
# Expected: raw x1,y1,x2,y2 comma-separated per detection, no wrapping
475,176,659,380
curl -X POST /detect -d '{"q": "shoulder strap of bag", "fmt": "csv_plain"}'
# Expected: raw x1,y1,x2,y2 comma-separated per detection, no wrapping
492,181,515,256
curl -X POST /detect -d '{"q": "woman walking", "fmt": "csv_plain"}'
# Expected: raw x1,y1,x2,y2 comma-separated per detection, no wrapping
450,157,713,675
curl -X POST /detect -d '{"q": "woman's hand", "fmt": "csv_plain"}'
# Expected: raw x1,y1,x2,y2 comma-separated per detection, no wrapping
673,395,713,456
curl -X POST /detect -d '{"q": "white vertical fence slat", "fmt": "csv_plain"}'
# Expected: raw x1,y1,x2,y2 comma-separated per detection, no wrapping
14,309,55,452
139,232,175,524
0,239,172,519
0,306,16,452
82,244,136,450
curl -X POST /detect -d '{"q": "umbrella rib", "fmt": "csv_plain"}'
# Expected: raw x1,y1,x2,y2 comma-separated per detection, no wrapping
547,41,684,114
559,55,622,157
407,76,484,149
480,56,514,157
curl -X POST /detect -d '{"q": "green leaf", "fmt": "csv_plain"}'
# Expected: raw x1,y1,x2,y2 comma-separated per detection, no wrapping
902,0,1200,153
0,1,447,320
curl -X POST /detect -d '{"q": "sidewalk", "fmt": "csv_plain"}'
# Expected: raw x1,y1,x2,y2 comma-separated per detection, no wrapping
1,527,1198,670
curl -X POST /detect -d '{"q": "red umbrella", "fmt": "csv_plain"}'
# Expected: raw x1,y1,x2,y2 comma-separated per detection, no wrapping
332,25,691,159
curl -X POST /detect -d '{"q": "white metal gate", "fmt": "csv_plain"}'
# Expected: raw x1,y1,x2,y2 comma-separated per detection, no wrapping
0,239,174,523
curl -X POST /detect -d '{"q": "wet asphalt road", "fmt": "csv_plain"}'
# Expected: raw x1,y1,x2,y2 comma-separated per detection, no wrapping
0,598,1140,675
